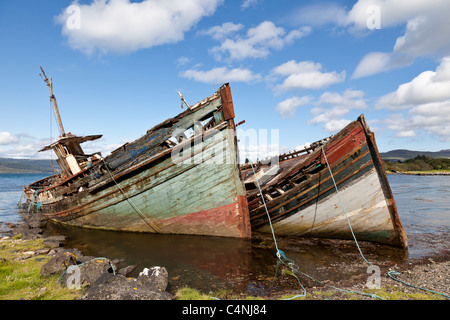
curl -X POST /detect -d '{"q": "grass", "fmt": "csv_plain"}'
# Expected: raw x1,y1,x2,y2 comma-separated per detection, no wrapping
174,287,264,300
174,285,447,301
0,236,82,300
2,236,446,301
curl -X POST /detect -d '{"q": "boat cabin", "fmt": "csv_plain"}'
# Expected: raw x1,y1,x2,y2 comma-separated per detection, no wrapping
38,133,102,178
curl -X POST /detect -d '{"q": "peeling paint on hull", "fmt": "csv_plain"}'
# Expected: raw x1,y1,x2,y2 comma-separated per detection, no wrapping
24,84,251,239
243,115,407,248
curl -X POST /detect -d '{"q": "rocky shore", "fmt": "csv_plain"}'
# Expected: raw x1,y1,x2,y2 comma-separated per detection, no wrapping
0,213,173,300
1,213,448,300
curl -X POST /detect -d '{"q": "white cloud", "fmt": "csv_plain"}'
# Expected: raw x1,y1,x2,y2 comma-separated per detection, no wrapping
0,132,20,145
204,21,311,61
0,133,51,159
292,2,349,27
348,0,450,77
241,0,258,10
352,52,391,79
179,66,261,84
56,0,223,55
384,101,450,141
296,1,450,77
377,57,450,109
323,119,352,132
197,22,244,40
378,57,450,141
308,89,367,132
276,96,312,119
396,130,416,138
272,60,345,91
177,56,192,66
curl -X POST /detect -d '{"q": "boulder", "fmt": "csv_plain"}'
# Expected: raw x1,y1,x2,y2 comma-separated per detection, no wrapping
21,227,44,240
80,273,173,300
24,214,47,229
118,264,138,277
138,266,169,291
43,235,66,248
59,257,116,288
39,251,77,277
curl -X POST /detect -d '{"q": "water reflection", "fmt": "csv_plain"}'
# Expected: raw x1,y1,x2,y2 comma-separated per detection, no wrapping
46,222,409,296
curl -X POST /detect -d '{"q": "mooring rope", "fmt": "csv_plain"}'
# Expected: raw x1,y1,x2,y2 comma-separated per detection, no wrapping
387,270,450,299
102,159,160,233
320,145,372,266
321,144,449,300
247,149,384,300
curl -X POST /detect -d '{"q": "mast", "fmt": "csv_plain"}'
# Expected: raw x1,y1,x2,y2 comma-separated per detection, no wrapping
39,66,66,137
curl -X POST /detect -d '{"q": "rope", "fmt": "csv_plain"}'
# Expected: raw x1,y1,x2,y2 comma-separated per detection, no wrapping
17,190,24,209
26,191,42,214
320,145,372,266
321,144,449,299
387,270,449,299
102,159,160,233
247,153,384,300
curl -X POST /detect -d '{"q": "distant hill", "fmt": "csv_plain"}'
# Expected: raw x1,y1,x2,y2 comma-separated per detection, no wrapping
0,158,59,173
380,149,450,161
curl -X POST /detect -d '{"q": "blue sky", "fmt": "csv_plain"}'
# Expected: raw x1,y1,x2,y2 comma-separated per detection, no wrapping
0,0,449,159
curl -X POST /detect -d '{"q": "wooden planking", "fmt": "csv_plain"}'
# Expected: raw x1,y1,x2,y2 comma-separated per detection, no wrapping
105,98,222,171
247,115,407,247
44,121,251,238
257,168,399,245
250,143,372,225
49,125,232,219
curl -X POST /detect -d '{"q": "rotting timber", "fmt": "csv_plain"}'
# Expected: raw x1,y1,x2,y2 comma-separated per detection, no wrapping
241,115,408,248
22,68,251,238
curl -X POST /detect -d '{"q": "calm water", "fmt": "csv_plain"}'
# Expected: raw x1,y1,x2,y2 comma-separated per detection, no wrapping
0,173,49,224
1,173,448,295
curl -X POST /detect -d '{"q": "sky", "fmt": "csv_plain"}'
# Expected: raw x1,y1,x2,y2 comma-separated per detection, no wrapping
0,0,449,161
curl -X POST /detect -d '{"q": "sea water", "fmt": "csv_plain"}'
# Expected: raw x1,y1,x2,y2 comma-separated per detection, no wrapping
0,173,48,224
1,173,448,294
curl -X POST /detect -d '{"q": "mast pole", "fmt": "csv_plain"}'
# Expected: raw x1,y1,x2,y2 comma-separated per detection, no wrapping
40,66,66,137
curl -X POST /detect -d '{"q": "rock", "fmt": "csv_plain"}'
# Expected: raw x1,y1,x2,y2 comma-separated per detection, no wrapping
45,235,66,242
42,236,66,248
138,266,169,291
118,265,138,277
21,228,44,240
80,273,173,300
35,248,50,255
43,240,62,248
25,216,46,229
0,257,7,264
39,251,77,277
60,257,116,288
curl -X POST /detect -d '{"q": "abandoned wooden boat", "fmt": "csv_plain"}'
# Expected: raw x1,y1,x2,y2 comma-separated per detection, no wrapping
22,68,251,238
241,115,408,247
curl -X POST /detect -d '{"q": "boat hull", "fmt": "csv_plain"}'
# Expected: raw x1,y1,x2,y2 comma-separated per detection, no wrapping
246,115,407,247
25,84,251,239
51,127,249,237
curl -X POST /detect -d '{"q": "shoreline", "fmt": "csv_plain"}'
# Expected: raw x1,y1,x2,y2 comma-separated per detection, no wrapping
1,215,449,300
386,171,450,176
